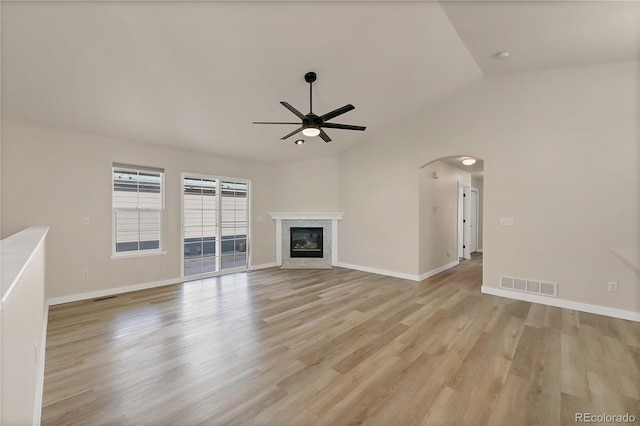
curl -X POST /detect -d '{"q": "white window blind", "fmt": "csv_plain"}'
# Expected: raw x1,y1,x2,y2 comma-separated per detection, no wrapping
113,165,164,255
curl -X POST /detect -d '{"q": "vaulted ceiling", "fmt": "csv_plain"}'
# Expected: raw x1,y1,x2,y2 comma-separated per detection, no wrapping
2,1,638,163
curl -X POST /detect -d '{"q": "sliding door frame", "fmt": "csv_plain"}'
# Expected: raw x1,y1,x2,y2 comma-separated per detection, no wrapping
180,172,251,279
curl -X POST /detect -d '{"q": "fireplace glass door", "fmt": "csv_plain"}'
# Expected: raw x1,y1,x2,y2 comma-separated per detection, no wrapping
290,227,323,258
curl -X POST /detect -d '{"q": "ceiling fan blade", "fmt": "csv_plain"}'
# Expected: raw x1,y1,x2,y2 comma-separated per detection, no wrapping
280,126,304,140
319,129,332,143
321,123,366,131
253,121,301,125
320,104,355,122
280,102,307,120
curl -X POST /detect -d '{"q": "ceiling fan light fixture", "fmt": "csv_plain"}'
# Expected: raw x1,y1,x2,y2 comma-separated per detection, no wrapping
462,157,477,166
302,127,321,137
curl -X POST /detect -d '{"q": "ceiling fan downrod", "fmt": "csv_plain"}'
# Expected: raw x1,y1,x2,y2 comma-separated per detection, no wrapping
305,72,316,114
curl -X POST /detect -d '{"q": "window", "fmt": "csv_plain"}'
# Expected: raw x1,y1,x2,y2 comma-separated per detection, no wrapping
112,164,164,256
182,174,249,276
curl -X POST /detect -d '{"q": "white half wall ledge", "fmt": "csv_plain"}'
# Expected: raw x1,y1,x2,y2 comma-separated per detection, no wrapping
1,226,50,309
481,286,640,323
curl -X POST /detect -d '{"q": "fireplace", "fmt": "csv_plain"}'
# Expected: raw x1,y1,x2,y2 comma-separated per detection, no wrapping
290,227,323,258
269,212,344,269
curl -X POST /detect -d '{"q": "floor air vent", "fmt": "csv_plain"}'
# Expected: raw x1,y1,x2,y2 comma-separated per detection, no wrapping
94,295,117,302
500,275,557,297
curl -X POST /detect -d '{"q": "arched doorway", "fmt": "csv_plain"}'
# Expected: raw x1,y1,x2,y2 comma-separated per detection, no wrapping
418,155,484,278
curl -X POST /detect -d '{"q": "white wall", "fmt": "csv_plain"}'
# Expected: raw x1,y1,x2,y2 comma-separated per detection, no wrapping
1,121,278,300
275,156,340,212
339,61,639,314
419,160,470,275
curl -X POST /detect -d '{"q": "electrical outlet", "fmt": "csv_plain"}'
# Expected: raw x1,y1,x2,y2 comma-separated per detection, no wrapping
82,270,90,279
608,282,618,292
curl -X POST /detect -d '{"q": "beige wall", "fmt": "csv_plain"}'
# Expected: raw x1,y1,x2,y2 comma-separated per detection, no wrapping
340,142,421,276
2,61,638,316
419,160,470,275
275,156,340,212
339,61,639,313
1,121,278,300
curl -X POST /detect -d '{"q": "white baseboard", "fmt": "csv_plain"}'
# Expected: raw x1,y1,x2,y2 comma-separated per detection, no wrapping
250,262,277,270
46,265,276,307
334,262,420,281
334,260,459,282
418,260,459,281
34,305,49,425
481,286,640,323
47,276,187,306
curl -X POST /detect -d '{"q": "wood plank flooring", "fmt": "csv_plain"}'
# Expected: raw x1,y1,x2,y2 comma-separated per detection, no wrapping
42,254,640,425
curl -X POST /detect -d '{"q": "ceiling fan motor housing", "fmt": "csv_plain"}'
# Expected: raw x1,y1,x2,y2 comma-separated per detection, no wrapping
303,113,321,129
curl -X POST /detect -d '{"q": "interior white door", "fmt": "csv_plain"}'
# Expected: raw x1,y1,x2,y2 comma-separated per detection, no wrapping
457,182,464,258
462,185,471,260
469,188,478,253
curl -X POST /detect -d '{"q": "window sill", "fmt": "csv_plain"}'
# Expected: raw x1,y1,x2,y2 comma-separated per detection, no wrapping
111,250,167,260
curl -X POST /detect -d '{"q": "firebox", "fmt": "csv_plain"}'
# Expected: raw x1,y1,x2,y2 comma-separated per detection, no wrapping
290,227,323,258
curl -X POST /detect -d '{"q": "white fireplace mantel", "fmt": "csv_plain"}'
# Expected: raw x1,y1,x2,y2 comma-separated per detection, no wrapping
268,212,345,221
268,212,345,266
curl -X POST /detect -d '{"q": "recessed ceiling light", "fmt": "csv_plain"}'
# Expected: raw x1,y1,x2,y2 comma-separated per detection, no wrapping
294,139,305,145
496,51,511,60
462,158,476,166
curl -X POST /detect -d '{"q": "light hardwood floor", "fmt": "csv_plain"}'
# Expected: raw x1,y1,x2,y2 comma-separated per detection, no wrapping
42,254,640,425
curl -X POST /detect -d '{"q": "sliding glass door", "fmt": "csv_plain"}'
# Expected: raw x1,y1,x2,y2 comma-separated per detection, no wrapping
182,174,249,277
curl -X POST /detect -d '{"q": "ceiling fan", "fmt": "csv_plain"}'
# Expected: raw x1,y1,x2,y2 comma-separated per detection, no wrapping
253,72,366,143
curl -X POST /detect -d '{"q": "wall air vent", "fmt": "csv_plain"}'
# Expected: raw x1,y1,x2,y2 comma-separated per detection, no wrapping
540,282,556,297
500,276,514,289
500,275,557,298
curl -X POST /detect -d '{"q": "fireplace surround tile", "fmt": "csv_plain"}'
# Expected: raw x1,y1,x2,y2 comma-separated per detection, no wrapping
269,212,344,269
281,219,332,268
